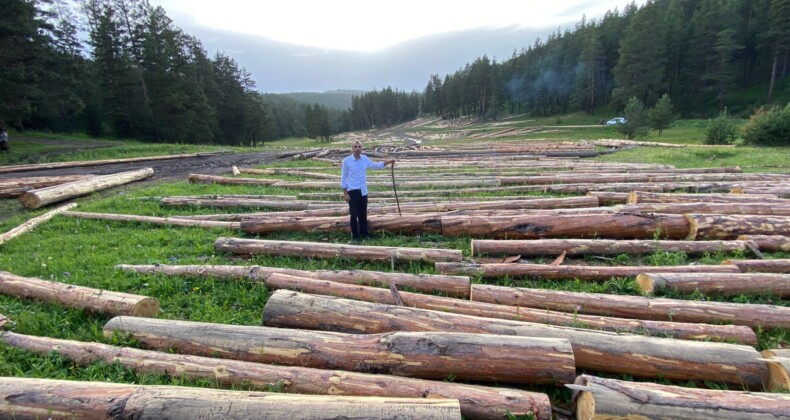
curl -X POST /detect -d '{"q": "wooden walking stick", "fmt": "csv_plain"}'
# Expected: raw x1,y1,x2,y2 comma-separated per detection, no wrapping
390,161,402,216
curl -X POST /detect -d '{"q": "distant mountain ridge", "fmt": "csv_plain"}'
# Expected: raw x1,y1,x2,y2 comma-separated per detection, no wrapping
170,12,559,94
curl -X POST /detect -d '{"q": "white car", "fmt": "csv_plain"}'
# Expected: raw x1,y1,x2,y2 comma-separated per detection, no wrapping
606,117,627,125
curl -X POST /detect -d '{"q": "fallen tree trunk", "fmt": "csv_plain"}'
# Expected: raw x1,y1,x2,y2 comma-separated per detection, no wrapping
738,235,790,252
0,331,549,420
761,348,790,391
262,291,768,387
262,273,756,344
637,272,790,297
0,271,158,317
471,238,753,257
215,238,462,263
241,214,444,235
0,175,95,198
103,316,575,385
471,284,790,329
440,213,690,239
628,191,781,204
188,174,280,185
0,151,222,174
0,202,78,246
722,258,790,273
63,211,240,229
570,374,790,420
435,262,739,279
117,264,471,299
19,168,154,209
0,376,461,419
686,214,790,239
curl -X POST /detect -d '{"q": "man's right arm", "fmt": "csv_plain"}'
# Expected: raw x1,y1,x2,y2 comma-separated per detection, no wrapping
340,158,350,202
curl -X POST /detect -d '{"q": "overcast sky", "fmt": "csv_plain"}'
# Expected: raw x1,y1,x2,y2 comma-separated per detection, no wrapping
147,0,641,52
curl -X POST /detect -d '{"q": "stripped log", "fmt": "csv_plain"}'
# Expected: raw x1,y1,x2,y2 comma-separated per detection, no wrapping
19,167,154,209
160,197,313,209
262,290,768,387
231,165,241,176
188,173,280,185
570,374,790,420
732,187,790,198
637,272,790,297
624,202,790,215
738,235,790,252
628,191,781,204
471,284,790,329
0,376,461,420
0,271,158,317
436,262,739,279
0,202,78,246
439,213,690,239
117,264,471,298
216,237,462,263
0,331,549,420
0,175,95,198
103,316,575,385
762,348,790,391
263,273,756,344
686,214,790,239
0,151,222,174
471,238,752,257
586,191,629,205
272,179,501,189
498,172,790,186
722,258,790,273
63,211,240,229
241,214,443,235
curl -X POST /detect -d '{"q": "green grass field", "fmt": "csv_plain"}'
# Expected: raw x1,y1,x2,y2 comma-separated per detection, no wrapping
1,115,789,414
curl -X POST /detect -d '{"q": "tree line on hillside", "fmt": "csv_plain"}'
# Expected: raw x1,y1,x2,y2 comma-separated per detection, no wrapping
423,0,790,120
3,0,788,146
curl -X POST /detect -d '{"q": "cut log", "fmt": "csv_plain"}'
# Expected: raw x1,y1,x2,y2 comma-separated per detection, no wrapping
117,264,471,298
586,191,629,205
262,273,756,344
624,201,790,215
570,374,790,420
103,316,575,385
738,235,790,252
0,202,78,246
435,262,739,280
0,331,549,420
0,314,6,328
241,214,443,235
231,165,241,176
0,151,222,174
686,214,790,239
271,179,501,189
627,191,781,204
440,213,690,239
262,290,768,387
471,238,752,257
762,349,790,391
0,175,95,198
19,168,154,209
637,272,790,297
471,284,790,329
160,197,313,209
215,237,462,263
722,258,790,273
732,187,790,198
498,172,789,186
0,271,158,317
188,173,280,185
0,376,461,419
63,211,240,229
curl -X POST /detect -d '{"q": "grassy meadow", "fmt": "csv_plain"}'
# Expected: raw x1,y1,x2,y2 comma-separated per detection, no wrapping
1,116,789,413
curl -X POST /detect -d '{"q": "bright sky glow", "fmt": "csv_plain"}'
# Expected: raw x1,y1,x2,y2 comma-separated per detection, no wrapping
149,0,638,52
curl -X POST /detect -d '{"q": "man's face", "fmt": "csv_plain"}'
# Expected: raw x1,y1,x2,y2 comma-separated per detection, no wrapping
352,143,362,157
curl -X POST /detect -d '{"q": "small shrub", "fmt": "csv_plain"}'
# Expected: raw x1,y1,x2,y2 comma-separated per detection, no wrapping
705,109,738,145
616,97,650,139
742,103,790,146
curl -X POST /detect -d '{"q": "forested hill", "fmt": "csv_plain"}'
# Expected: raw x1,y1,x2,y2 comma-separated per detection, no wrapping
423,0,790,120
281,91,364,110
2,0,789,146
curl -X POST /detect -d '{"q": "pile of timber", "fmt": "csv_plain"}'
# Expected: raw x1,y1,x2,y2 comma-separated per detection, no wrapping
636,272,790,297
19,168,154,209
0,331,550,419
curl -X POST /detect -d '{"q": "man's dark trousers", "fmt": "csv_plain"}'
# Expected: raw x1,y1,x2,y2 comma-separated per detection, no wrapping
347,189,368,240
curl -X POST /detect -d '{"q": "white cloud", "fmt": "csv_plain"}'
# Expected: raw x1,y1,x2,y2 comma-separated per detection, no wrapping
149,0,641,52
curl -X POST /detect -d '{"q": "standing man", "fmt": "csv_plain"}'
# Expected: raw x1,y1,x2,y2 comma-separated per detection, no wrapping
341,140,395,241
